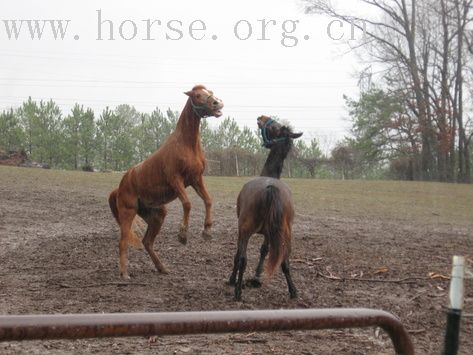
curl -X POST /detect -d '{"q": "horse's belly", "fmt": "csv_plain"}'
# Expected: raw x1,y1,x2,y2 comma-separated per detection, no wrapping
139,189,177,208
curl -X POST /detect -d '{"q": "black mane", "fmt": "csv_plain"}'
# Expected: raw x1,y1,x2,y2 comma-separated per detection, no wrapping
260,126,294,178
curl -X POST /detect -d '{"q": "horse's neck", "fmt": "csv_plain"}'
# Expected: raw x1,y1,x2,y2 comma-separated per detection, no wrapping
260,144,290,179
175,100,202,150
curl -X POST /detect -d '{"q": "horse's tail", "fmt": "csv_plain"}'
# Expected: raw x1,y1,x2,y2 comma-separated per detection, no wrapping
109,189,120,223
108,188,143,249
264,185,287,279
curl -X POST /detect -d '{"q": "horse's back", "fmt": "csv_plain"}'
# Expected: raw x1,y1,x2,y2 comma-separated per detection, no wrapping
239,177,291,200
237,177,294,228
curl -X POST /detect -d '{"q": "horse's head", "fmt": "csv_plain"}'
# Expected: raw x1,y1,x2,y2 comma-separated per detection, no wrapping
257,115,303,148
185,85,224,118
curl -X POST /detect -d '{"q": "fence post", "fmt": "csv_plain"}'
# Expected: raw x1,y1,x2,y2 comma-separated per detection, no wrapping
442,256,466,355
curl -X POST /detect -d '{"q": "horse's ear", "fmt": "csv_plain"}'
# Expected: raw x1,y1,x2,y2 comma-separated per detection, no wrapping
289,132,303,139
184,90,193,96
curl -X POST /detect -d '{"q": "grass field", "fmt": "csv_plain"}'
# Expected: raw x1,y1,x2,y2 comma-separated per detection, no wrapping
3,165,472,225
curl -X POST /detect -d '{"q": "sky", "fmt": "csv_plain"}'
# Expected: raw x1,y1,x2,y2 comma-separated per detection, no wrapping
0,0,367,152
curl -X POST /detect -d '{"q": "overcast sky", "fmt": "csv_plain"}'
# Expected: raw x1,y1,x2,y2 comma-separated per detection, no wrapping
0,0,367,150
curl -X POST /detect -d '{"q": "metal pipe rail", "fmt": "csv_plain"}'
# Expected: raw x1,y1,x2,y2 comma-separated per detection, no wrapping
0,308,414,355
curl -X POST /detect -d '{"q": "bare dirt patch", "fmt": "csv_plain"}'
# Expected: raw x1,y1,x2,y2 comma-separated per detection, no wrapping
0,166,472,354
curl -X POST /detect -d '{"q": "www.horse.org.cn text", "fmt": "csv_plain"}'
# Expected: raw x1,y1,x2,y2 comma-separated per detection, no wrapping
0,9,366,47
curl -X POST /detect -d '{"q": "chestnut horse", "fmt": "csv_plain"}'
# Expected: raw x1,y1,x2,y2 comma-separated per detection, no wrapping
109,85,224,279
228,116,302,300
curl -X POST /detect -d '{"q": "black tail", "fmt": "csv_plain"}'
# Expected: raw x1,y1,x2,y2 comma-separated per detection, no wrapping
264,185,286,278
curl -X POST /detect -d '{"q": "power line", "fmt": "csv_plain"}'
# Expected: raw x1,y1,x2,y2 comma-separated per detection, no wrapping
0,50,354,66
0,82,356,90
0,77,355,86
0,95,348,110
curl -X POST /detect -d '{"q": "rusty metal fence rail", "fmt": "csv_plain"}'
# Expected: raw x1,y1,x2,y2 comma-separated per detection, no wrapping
0,308,414,355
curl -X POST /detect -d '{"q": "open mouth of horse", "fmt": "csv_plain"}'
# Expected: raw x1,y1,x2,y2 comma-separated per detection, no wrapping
212,104,224,117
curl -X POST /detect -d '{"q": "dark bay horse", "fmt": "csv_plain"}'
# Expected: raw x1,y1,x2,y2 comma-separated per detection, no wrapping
109,85,224,279
228,115,302,300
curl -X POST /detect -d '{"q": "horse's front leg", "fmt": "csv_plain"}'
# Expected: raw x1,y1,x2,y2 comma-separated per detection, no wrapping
192,176,213,240
173,179,192,245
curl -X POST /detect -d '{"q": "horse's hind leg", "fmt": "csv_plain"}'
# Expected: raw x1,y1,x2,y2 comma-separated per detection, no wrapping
227,226,249,286
231,231,250,301
281,258,298,299
118,205,137,280
227,249,240,286
246,236,269,288
142,207,169,274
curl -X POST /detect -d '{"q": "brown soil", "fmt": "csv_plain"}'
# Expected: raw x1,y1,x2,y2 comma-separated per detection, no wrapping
0,167,472,354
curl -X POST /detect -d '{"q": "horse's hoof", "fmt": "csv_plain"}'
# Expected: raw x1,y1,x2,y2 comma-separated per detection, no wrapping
158,266,169,274
290,290,298,299
177,231,188,245
201,229,212,241
246,278,262,288
226,279,236,286
121,272,131,280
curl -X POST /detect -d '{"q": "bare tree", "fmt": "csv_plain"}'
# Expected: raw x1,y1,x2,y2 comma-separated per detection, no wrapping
304,0,473,182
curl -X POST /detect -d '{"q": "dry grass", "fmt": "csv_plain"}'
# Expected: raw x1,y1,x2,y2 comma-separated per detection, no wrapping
2,165,472,226
204,175,473,226
286,178,473,226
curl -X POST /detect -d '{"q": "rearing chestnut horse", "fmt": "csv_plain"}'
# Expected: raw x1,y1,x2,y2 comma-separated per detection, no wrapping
109,85,224,279
228,115,302,300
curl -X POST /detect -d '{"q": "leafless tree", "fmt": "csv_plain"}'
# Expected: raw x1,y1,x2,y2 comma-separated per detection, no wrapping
303,0,473,182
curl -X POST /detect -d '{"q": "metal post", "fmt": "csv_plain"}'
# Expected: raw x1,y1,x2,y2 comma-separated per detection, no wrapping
0,308,414,355
442,256,466,355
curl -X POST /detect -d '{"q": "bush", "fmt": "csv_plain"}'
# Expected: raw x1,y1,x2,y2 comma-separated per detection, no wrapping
82,164,94,172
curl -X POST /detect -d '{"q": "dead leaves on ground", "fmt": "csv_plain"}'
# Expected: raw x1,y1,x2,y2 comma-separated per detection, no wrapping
428,272,450,281
374,267,389,275
295,257,456,284
292,257,323,267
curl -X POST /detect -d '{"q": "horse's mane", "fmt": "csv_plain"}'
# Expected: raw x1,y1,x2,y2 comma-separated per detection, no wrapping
191,84,207,91
260,126,294,179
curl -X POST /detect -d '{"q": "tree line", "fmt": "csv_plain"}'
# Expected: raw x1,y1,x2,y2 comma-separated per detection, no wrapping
1,91,472,182
0,97,335,178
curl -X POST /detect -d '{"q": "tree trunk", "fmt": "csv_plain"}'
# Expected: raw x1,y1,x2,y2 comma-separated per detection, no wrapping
439,0,449,181
234,151,239,177
402,0,435,180
455,0,467,182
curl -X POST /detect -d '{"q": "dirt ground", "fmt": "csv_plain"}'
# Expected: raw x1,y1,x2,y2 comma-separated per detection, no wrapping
0,167,472,354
